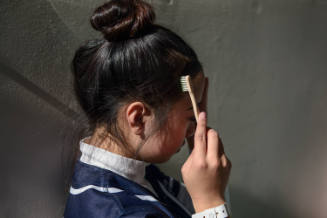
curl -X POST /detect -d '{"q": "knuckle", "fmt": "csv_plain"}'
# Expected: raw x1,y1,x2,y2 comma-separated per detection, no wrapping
207,129,218,138
210,159,220,169
196,160,208,169
195,131,205,141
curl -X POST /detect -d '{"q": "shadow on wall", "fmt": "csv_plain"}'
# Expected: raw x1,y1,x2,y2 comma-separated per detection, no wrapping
0,63,78,218
0,61,298,218
231,187,295,218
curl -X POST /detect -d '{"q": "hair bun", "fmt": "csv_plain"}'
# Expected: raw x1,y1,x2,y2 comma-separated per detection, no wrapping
90,0,155,41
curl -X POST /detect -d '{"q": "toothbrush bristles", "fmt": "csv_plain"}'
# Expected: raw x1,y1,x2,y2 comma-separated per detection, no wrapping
180,76,189,92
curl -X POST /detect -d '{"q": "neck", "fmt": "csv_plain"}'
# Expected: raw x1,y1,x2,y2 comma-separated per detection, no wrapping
86,126,135,159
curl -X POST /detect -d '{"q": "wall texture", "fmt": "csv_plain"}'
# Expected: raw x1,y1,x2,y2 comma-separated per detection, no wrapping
1,0,327,217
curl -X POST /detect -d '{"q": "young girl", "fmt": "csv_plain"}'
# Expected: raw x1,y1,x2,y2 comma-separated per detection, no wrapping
64,0,231,217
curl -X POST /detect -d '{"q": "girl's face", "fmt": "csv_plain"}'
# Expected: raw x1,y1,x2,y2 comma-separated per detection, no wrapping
140,72,206,163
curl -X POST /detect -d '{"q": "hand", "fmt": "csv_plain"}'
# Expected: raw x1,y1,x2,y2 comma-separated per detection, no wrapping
187,77,208,151
181,112,231,213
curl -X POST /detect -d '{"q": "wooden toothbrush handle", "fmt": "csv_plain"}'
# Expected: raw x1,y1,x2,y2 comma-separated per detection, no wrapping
186,76,199,122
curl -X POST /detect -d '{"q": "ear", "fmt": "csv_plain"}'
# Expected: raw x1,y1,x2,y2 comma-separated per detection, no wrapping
125,102,151,135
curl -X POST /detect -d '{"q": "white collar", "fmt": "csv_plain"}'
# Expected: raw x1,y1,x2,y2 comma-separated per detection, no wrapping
79,138,156,196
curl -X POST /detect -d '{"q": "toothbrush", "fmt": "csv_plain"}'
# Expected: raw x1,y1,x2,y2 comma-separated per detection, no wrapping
180,75,200,122
181,75,233,215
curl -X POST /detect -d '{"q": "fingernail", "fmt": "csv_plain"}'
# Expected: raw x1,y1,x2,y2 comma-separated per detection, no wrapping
199,112,206,120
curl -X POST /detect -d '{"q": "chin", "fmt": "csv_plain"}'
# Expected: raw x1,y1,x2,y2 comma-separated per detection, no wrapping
152,157,170,164
152,153,175,164
149,142,185,163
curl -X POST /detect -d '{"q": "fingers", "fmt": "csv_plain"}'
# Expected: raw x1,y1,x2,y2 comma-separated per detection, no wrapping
207,131,227,160
192,110,231,170
221,154,228,167
207,129,231,170
221,154,232,170
193,112,207,158
218,136,225,156
206,129,219,161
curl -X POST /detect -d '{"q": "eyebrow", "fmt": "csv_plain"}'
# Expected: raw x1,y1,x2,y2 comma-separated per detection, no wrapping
186,103,200,111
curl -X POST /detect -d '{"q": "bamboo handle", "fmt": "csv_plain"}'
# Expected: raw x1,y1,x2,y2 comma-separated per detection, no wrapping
186,75,199,123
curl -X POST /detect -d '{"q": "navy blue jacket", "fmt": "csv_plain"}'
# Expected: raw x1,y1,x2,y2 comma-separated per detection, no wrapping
64,160,194,218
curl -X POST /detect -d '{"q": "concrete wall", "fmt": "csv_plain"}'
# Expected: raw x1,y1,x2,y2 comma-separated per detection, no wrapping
1,0,327,217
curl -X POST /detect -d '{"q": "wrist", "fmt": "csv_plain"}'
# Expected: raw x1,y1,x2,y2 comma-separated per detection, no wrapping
193,198,225,213
192,203,230,218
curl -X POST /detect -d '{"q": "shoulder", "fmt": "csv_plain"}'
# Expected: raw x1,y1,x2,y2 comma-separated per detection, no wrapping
64,161,172,218
64,186,170,218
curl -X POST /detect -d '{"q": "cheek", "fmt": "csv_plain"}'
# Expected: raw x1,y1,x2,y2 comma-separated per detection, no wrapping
162,125,187,153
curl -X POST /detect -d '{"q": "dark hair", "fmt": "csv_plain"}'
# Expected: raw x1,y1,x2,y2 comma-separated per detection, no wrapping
72,0,203,150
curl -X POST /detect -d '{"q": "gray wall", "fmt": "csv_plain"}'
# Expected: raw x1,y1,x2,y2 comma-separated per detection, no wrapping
1,0,327,217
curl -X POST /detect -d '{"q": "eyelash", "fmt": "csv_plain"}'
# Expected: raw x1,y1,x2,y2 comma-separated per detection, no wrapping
188,117,196,122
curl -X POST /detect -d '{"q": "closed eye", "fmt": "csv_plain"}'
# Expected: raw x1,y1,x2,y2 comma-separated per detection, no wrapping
188,116,196,122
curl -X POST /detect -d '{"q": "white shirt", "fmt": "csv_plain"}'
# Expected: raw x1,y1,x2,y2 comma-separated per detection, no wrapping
79,138,157,196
